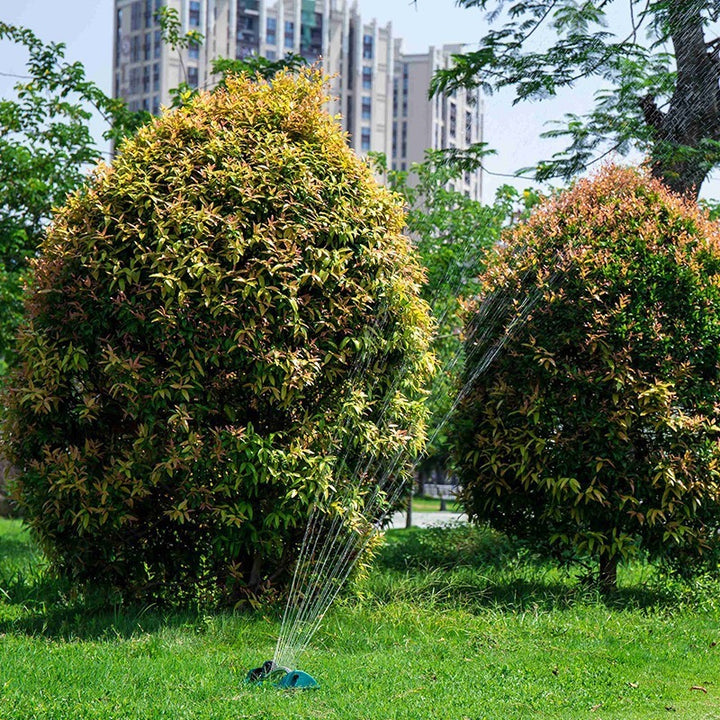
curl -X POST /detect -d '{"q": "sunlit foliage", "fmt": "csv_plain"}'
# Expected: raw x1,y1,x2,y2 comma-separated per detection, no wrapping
454,164,720,589
433,1,720,198
3,70,434,604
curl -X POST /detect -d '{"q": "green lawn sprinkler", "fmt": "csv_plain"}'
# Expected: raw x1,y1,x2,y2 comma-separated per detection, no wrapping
245,660,319,690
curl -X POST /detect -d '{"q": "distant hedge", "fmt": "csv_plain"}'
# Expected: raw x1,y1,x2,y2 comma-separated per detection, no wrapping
454,165,720,588
3,70,434,603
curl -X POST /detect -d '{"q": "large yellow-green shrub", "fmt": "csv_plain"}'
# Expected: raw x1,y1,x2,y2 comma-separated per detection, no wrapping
3,70,434,603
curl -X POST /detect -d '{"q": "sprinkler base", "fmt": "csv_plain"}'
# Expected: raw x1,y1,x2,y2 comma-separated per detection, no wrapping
245,660,319,690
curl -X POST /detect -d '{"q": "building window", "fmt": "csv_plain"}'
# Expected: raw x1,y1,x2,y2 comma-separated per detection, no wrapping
131,1,142,31
362,66,372,90
144,0,153,28
154,29,161,58
347,25,355,78
142,64,150,93
130,35,141,62
299,11,323,61
189,42,199,59
143,32,151,60
392,76,398,116
238,15,256,39
361,127,371,152
392,121,397,157
266,16,277,45
361,96,371,121
362,33,373,60
284,20,294,49
402,63,408,116
189,1,201,27
129,67,141,95
153,62,160,91
362,33,374,60
401,121,407,158
266,49,277,60
466,110,473,144
449,103,457,137
187,66,199,88
152,95,160,115
115,8,123,63
142,97,149,111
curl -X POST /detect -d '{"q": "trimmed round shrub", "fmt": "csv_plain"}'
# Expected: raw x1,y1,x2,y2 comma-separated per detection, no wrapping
453,165,720,587
3,70,434,603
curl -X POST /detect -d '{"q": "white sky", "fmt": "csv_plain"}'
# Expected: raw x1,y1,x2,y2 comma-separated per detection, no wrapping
1,0,719,201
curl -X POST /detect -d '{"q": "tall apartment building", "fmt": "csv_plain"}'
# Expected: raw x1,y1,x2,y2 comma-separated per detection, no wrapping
113,0,483,200
393,44,483,201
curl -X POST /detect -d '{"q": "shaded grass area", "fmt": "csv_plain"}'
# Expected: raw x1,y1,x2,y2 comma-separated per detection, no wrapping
0,518,718,719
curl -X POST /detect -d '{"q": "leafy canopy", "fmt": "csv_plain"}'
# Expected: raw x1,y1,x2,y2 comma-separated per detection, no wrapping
454,164,720,588
432,1,720,197
3,70,435,604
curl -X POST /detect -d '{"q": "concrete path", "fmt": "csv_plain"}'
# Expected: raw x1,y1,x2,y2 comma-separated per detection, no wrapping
389,509,466,530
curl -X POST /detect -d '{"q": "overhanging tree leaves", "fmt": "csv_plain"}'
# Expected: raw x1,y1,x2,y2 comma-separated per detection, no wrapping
431,1,720,198
0,22,146,370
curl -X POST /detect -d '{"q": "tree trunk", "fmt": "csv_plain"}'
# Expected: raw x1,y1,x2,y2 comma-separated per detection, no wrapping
249,553,263,589
642,5,720,198
405,491,413,529
598,554,618,594
0,457,17,518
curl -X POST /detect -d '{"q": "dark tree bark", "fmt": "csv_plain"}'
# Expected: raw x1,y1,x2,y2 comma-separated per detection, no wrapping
642,5,720,198
599,554,618,594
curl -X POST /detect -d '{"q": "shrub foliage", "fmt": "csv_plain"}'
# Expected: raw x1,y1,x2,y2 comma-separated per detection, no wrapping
3,70,434,602
454,165,720,586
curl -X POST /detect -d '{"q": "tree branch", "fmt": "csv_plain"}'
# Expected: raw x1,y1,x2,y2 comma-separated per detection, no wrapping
639,94,665,132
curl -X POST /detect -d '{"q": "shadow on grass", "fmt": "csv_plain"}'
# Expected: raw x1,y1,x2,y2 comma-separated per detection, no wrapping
0,525,265,641
1,521,716,640
363,524,717,614
0,570,228,640
355,566,698,615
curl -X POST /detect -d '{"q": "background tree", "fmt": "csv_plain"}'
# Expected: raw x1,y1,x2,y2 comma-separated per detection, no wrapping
379,150,538,485
0,23,148,371
453,165,720,591
431,1,720,198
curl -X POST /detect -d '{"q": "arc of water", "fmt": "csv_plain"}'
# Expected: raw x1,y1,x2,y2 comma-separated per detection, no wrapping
273,242,566,669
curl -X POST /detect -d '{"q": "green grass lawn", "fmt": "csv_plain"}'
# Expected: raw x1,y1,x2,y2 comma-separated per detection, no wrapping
0,518,718,719
408,494,462,513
